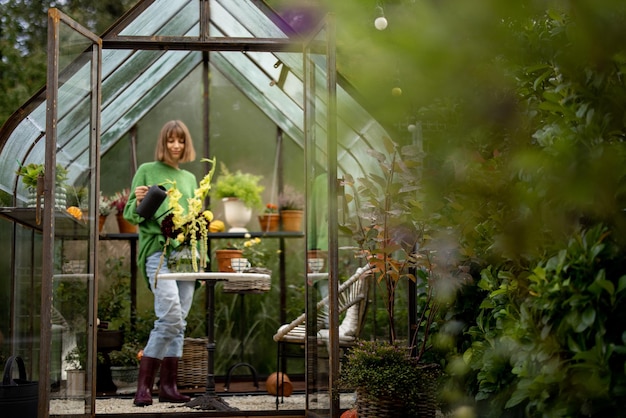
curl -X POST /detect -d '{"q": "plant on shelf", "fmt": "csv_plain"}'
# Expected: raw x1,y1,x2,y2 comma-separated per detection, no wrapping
258,203,279,232
278,185,304,231
212,162,264,209
278,185,304,211
15,162,68,191
238,236,277,270
109,188,130,214
99,192,113,217
67,186,88,210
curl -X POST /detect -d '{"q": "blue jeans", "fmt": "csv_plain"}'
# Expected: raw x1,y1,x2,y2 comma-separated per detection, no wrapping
143,251,196,359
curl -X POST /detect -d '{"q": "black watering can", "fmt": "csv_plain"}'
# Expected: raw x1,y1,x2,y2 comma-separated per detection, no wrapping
136,185,167,219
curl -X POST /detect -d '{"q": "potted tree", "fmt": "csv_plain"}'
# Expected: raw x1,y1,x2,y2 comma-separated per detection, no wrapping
338,138,454,417
212,163,264,232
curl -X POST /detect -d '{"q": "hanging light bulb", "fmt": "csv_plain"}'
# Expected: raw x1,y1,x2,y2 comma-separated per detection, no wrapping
374,5,388,30
374,16,388,30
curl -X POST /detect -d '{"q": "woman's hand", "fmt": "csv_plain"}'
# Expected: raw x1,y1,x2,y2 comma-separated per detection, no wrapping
135,185,149,206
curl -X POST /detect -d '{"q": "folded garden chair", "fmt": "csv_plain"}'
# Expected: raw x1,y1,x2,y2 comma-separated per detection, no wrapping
272,265,372,406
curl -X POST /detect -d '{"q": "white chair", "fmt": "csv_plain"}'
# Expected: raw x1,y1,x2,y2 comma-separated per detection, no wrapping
272,265,371,405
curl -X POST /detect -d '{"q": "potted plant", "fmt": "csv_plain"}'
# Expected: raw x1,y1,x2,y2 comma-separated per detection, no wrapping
109,341,142,394
98,192,113,232
15,163,68,209
212,163,264,232
338,138,453,416
278,185,304,231
64,345,87,397
110,188,136,233
339,341,439,418
258,203,279,232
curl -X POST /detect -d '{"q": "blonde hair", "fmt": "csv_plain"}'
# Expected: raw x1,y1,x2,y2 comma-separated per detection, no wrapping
155,120,196,163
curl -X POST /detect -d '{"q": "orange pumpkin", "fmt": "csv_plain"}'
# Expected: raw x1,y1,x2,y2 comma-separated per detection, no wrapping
340,409,357,418
66,206,82,220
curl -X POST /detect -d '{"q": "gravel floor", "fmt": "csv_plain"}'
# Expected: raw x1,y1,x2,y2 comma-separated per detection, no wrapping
50,393,357,415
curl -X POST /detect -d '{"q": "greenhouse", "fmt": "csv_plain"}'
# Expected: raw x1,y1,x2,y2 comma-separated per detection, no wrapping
7,1,624,418
0,0,396,417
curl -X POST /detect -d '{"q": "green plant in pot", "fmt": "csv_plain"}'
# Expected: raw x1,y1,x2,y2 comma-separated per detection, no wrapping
340,341,440,417
16,163,69,209
109,341,142,394
212,162,264,232
65,344,88,371
278,184,304,231
15,162,68,191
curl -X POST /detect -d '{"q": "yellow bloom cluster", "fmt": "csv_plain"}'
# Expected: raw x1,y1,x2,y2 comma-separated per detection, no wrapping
160,157,217,274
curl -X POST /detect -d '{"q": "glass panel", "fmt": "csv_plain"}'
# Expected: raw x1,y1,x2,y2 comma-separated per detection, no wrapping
118,0,198,37
46,11,100,416
304,21,337,416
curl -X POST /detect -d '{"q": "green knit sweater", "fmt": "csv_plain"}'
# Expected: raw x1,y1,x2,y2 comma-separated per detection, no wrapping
123,161,198,289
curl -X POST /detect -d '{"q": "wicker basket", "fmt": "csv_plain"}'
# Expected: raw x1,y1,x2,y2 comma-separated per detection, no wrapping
222,267,272,293
176,338,208,389
355,363,439,418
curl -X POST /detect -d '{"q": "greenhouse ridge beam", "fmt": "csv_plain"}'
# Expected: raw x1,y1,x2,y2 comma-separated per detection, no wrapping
102,36,325,53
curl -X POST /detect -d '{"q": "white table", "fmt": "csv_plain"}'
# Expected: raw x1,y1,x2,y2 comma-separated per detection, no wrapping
157,272,270,411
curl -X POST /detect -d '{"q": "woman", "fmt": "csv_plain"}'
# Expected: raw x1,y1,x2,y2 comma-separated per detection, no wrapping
123,120,198,407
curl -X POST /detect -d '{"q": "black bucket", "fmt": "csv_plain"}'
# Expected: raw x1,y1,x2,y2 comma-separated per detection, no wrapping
0,356,38,418
136,185,167,219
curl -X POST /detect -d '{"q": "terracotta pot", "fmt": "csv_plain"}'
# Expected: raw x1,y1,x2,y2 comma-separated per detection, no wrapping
215,249,243,272
265,372,293,397
258,213,279,232
116,214,137,233
280,210,303,232
99,215,107,232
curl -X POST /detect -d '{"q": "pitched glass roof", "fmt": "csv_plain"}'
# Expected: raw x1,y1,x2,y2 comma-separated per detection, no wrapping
0,0,387,202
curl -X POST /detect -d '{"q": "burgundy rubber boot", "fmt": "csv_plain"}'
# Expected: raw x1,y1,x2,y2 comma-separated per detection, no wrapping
133,356,161,407
158,357,190,403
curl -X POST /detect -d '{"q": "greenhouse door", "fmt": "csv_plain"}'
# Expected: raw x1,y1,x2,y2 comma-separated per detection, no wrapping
303,15,338,418
41,8,101,418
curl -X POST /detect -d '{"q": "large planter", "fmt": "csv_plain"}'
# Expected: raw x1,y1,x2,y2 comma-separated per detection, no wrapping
280,210,303,232
222,198,252,232
214,249,243,273
110,366,139,395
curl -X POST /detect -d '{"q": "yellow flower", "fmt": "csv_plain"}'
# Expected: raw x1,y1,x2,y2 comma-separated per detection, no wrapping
202,210,214,222
156,157,217,281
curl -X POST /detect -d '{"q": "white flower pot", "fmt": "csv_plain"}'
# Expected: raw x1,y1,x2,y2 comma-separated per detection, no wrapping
222,198,252,232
